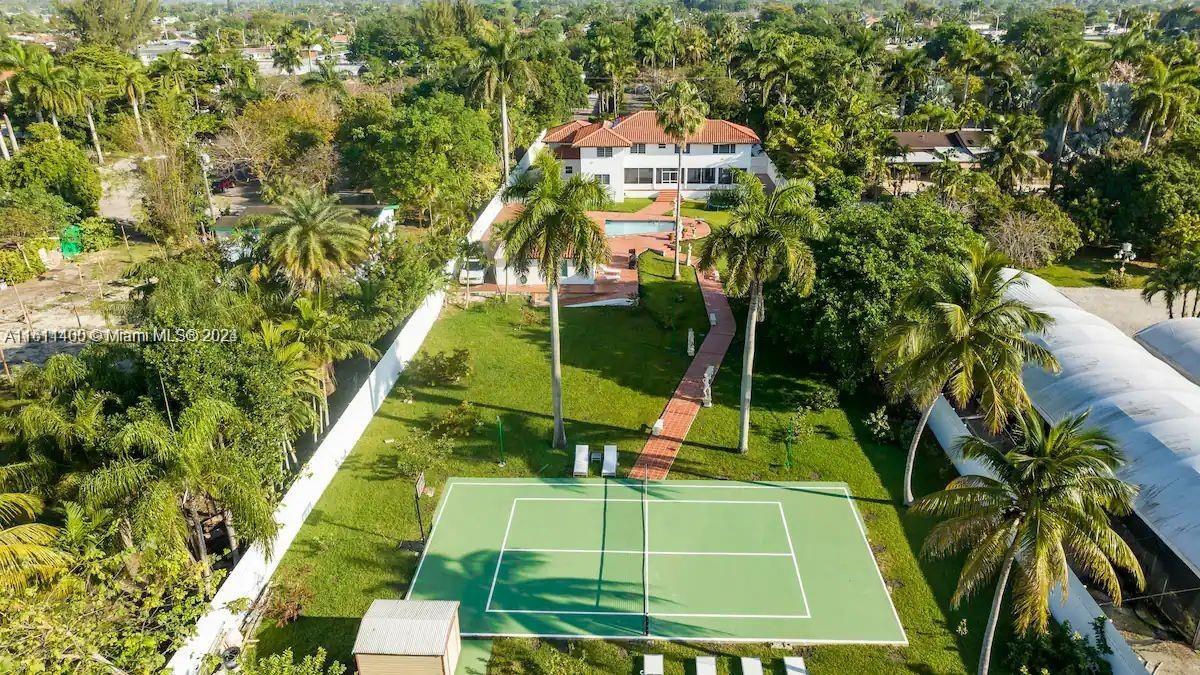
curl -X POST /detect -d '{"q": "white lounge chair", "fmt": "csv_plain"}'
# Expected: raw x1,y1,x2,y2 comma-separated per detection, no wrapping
596,264,622,282
783,657,809,674
696,656,717,675
641,654,664,675
573,445,589,477
740,657,764,675
602,445,618,477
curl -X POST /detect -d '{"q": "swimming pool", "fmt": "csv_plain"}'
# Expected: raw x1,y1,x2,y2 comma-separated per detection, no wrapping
604,219,676,236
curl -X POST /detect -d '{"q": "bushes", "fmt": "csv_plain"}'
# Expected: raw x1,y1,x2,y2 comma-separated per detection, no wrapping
393,431,454,477
79,217,118,252
0,238,50,284
0,123,101,216
431,400,485,438
261,568,315,627
1004,618,1113,675
407,349,472,386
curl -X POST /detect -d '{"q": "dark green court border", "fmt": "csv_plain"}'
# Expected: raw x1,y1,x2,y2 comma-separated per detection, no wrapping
407,479,907,645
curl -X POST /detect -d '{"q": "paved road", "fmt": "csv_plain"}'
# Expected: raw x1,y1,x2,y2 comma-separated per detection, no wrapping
1057,286,1173,336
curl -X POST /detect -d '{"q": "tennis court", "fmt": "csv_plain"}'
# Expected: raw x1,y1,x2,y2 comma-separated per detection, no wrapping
407,479,906,644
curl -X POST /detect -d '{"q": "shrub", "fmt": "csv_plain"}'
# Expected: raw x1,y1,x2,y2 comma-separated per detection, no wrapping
706,188,739,209
1101,269,1133,288
408,348,471,386
79,217,118,252
0,238,49,284
866,407,892,441
797,384,839,412
244,648,347,675
431,400,485,438
261,568,314,627
1004,618,1113,675
394,431,454,477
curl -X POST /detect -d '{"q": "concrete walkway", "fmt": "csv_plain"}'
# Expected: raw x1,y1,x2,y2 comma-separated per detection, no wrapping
1057,286,1171,336
630,268,736,480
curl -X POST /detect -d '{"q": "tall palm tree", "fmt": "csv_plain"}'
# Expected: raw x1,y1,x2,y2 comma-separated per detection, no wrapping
913,410,1144,675
1142,263,1186,319
884,48,930,125
272,41,303,75
0,491,66,590
17,57,76,130
261,190,370,293
251,320,322,463
300,59,345,96
698,173,822,454
657,80,708,280
874,245,1059,505
149,50,195,94
291,296,379,427
0,41,45,150
1040,50,1106,174
74,68,108,164
930,153,973,207
499,153,610,449
1131,55,1200,152
472,27,537,184
982,114,1048,193
115,61,151,142
944,37,988,105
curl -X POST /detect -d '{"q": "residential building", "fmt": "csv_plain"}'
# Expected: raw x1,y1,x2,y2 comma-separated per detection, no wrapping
542,110,762,202
136,38,199,66
888,129,991,180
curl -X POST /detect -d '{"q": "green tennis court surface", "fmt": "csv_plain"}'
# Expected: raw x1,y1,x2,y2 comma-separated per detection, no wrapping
407,479,906,645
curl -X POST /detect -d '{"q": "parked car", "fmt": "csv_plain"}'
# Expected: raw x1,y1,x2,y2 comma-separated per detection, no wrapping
458,257,487,285
211,178,235,193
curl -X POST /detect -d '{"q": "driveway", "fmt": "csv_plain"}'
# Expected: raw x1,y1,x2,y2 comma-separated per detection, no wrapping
1057,286,1172,336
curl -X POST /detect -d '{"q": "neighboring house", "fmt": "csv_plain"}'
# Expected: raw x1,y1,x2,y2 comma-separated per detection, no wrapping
240,44,363,76
888,129,991,180
136,38,199,65
542,110,762,202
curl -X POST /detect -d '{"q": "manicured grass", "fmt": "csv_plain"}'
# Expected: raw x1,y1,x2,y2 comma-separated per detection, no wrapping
256,292,992,673
606,197,655,213
680,199,732,228
637,250,709,339
1032,245,1154,288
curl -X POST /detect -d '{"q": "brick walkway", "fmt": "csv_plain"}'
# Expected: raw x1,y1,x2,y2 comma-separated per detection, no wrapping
629,269,736,480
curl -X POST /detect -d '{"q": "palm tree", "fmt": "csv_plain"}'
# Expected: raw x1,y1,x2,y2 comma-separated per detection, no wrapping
913,410,1144,675
657,80,708,280
74,68,108,164
1142,264,1186,318
698,173,822,454
251,320,322,464
115,61,151,142
1131,55,1200,152
1040,50,1106,174
291,296,379,427
17,57,76,130
300,60,345,96
0,41,47,150
884,48,930,125
261,190,370,293
472,27,537,184
982,114,1048,193
0,491,66,590
874,245,1059,505
499,153,610,449
930,153,973,207
944,37,988,105
149,50,195,94
272,41,303,75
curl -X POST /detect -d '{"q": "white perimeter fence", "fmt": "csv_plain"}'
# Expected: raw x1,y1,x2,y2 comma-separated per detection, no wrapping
926,396,1148,675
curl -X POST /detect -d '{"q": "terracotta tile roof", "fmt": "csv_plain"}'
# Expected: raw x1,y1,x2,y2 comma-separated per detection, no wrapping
572,123,632,148
610,110,759,145
544,120,590,143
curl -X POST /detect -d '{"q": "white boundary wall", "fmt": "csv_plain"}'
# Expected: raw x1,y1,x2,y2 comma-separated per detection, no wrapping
166,290,446,675
926,396,1147,675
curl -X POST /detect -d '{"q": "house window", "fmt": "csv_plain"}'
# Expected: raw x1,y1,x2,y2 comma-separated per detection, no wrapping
713,144,736,154
687,168,716,184
559,260,571,278
596,147,614,158
625,168,653,184
631,143,646,154
564,165,573,175
657,168,678,184
658,144,667,149
717,168,734,184
594,174,610,185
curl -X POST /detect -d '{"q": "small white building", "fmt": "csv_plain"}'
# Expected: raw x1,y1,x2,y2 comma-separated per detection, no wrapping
542,111,762,202
353,599,462,675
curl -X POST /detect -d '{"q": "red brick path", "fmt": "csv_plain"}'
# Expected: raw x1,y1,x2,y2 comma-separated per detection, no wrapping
629,269,735,480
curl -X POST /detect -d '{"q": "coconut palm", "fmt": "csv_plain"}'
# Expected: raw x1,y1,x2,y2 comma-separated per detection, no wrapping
698,173,822,454
115,61,151,142
251,319,322,462
149,50,195,94
260,190,370,293
657,80,708,280
1142,264,1186,319
884,48,930,124
982,114,1048,193
1040,49,1106,172
1130,55,1200,153
291,295,379,428
74,68,108,163
0,491,66,590
913,410,1144,675
300,59,345,96
499,152,610,449
944,36,988,105
272,41,303,75
874,244,1059,505
17,57,76,130
930,153,973,207
471,27,537,183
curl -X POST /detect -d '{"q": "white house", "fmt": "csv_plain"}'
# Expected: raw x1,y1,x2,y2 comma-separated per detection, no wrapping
542,111,761,202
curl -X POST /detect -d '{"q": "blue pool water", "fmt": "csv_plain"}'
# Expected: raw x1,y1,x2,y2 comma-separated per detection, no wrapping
604,219,675,236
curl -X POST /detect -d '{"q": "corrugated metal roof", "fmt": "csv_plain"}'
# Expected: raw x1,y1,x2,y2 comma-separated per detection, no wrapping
1134,318,1200,386
352,599,459,656
1004,270,1200,578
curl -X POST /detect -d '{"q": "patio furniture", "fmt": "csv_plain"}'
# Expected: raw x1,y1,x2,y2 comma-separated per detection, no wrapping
602,445,618,477
651,418,665,435
641,654,664,675
740,657,764,675
696,656,717,675
573,445,589,477
597,264,622,282
783,657,809,674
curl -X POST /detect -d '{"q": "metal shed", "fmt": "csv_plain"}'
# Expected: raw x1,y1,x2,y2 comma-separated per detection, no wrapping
353,599,462,675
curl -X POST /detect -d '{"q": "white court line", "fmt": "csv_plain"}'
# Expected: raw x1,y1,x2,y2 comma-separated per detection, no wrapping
461,630,908,646
642,484,650,621
776,502,812,617
503,548,793,557
511,497,793,504
832,484,908,642
484,608,808,619
483,500,519,612
405,481,456,599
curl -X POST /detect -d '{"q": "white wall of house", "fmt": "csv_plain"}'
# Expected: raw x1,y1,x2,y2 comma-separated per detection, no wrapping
491,250,595,287
562,142,754,201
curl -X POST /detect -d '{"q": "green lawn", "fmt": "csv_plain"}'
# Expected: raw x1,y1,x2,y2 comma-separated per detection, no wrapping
680,200,732,228
1032,245,1154,288
606,197,655,213
637,250,709,338
255,286,994,673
